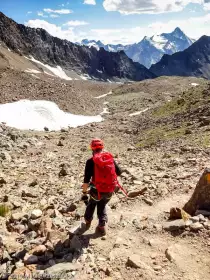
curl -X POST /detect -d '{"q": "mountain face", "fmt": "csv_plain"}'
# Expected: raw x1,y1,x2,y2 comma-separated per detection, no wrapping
0,12,155,82
80,39,125,52
81,28,194,68
150,36,210,79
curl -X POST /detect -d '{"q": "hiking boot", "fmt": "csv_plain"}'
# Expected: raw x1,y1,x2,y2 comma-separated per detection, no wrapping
96,225,106,236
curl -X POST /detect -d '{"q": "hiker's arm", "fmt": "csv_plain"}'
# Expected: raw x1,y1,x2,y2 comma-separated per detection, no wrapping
114,161,122,176
82,159,94,192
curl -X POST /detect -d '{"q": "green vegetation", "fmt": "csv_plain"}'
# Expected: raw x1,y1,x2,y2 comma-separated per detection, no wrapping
152,87,205,119
152,98,187,118
138,125,187,148
189,133,210,148
0,204,10,217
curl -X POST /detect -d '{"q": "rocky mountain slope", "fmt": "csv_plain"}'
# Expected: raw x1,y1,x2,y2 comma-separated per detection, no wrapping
0,12,155,82
1,72,210,279
150,36,210,79
80,28,194,68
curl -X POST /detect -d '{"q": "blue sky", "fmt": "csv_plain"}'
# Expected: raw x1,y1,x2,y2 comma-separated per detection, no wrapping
1,0,210,44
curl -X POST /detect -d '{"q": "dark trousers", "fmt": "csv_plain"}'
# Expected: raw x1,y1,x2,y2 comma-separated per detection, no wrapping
84,191,112,227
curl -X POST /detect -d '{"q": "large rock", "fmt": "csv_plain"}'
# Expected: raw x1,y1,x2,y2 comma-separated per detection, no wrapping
31,209,42,219
11,212,27,221
28,217,42,232
127,254,153,272
190,222,204,232
68,221,85,236
70,236,82,251
29,245,47,256
24,253,38,265
3,236,23,255
183,168,210,215
165,244,184,263
44,263,81,275
163,219,186,231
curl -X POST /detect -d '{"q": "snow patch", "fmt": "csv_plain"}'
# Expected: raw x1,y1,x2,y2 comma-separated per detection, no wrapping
80,74,92,80
100,107,109,115
191,83,199,87
129,108,149,117
0,100,103,131
26,56,72,81
30,74,40,79
86,42,100,51
149,35,167,51
95,91,113,99
44,71,56,77
7,48,11,52
25,69,41,74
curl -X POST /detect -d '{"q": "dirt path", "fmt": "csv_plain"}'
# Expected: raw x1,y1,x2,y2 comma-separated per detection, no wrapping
77,191,210,280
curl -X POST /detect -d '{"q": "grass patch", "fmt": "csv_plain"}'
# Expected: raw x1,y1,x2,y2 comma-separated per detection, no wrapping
152,87,206,119
188,132,210,148
153,98,187,118
0,204,10,217
138,125,187,148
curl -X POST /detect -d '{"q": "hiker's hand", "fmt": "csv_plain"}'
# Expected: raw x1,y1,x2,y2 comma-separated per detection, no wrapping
82,183,89,193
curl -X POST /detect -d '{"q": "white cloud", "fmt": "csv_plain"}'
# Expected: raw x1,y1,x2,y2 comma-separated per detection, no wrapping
43,8,73,14
27,11,32,15
25,12,210,45
103,0,208,14
37,12,48,18
147,13,210,39
204,2,210,10
26,19,78,42
89,13,210,44
84,0,96,5
50,14,60,18
64,20,89,26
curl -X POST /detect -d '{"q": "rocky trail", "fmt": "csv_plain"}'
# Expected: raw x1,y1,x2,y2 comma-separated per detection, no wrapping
1,74,210,279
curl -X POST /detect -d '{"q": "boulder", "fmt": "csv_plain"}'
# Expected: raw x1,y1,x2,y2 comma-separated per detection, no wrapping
127,187,147,198
31,210,42,220
70,236,82,251
127,254,152,272
11,212,27,221
183,168,210,215
29,245,47,256
44,263,81,275
163,219,186,231
190,222,204,232
24,253,38,265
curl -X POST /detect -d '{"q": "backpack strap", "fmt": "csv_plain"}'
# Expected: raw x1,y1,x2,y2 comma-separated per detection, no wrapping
117,181,128,197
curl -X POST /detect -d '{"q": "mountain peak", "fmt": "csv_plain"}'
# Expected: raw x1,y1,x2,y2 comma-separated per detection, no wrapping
174,27,183,33
171,27,185,36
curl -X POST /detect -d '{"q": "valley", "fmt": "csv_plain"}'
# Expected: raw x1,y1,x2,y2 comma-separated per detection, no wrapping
1,65,210,279
0,8,210,280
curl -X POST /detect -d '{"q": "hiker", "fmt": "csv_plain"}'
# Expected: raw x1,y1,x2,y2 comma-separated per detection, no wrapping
82,139,122,236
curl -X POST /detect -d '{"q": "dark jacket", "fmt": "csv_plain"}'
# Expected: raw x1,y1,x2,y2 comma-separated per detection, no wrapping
83,157,122,184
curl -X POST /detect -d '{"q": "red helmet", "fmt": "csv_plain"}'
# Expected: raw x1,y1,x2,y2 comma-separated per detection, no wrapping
90,139,104,150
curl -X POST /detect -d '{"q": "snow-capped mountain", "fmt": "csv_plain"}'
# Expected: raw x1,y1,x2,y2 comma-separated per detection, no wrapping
0,12,155,82
80,28,195,68
150,35,210,80
80,39,124,52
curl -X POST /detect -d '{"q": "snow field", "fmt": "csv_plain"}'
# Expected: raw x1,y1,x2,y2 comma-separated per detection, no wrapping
0,100,103,131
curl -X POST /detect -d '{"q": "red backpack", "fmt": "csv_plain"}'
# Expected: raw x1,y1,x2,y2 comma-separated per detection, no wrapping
92,152,118,193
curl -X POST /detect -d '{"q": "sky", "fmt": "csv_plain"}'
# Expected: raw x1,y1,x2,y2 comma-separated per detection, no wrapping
1,0,210,45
